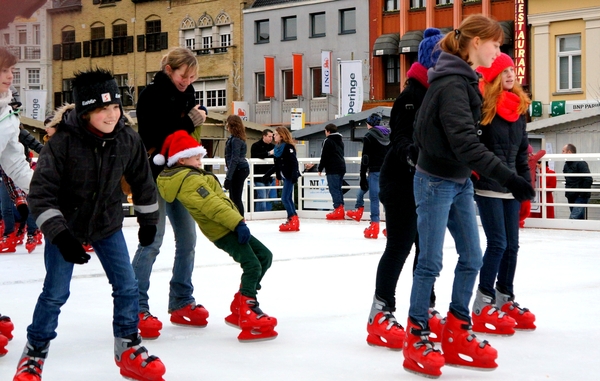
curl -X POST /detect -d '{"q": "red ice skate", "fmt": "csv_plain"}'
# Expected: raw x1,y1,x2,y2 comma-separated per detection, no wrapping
279,215,300,232
366,312,405,350
442,311,498,371
499,301,536,331
0,334,7,357
428,308,445,343
25,235,37,254
224,292,241,328
326,205,345,220
346,207,364,222
0,314,14,340
82,244,94,252
33,230,43,245
170,303,209,327
0,234,17,253
402,317,445,378
364,222,379,239
115,334,165,381
15,225,25,245
472,290,516,336
13,342,49,381
138,311,163,340
238,295,278,342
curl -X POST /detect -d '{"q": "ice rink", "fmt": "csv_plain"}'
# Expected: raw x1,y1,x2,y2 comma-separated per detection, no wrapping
1,217,598,380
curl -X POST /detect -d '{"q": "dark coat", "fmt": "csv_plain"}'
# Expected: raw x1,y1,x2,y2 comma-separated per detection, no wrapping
264,143,300,183
29,105,158,243
225,135,249,181
136,70,197,179
251,139,274,175
414,52,514,184
564,160,593,199
360,127,390,175
318,132,346,175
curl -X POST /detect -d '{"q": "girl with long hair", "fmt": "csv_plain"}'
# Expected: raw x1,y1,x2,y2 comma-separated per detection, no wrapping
224,114,249,216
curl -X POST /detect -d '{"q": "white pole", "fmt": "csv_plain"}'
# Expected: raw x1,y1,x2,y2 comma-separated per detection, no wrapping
337,58,342,118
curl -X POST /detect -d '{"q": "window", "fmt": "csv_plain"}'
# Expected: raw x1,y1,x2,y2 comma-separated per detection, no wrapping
12,69,20,85
146,20,162,52
436,0,453,4
385,0,399,10
201,27,212,52
193,80,227,108
112,23,128,55
256,73,267,102
311,67,324,98
28,69,40,85
282,16,297,41
256,20,269,44
194,90,204,106
386,56,400,84
90,25,106,57
24,46,41,59
411,0,426,8
340,9,355,34
557,35,581,91
33,25,40,45
217,24,231,52
283,70,296,100
310,13,326,38
181,17,195,50
17,28,27,45
206,89,226,107
61,30,79,60
146,71,158,84
114,74,133,106
62,78,74,104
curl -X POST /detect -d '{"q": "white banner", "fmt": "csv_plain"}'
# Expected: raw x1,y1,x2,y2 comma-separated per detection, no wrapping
340,60,363,116
321,51,332,95
24,90,46,121
232,101,250,121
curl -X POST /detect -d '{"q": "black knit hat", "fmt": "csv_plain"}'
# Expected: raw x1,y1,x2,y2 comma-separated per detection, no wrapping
71,68,122,119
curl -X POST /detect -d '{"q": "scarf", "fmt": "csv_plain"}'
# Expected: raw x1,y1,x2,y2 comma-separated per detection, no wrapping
406,62,429,88
273,143,285,158
496,90,521,122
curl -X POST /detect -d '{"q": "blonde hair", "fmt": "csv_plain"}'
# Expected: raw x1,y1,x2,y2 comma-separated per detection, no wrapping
439,14,504,65
480,75,531,125
160,47,198,75
275,126,294,147
226,114,247,141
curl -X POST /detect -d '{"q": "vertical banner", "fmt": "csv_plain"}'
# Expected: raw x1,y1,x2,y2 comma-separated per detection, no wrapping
232,101,249,121
264,56,275,98
514,0,527,85
339,60,363,116
293,53,303,96
24,90,47,121
321,50,332,94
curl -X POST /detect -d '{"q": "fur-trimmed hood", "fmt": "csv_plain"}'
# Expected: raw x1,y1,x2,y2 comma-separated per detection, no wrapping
45,103,134,130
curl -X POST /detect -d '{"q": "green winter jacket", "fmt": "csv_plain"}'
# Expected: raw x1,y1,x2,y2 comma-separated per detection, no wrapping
157,166,243,242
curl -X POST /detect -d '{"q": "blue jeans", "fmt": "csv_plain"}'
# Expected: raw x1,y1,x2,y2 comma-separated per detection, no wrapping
27,230,139,347
354,172,381,222
567,196,588,219
254,178,276,212
475,195,520,297
132,194,197,313
281,179,296,219
326,173,345,209
0,180,15,235
409,171,483,326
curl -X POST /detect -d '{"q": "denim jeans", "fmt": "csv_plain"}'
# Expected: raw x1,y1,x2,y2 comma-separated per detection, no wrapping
326,173,345,209
567,196,588,220
409,171,483,326
0,180,15,234
254,178,276,212
354,172,381,222
281,179,296,219
475,195,520,297
132,194,197,312
27,230,139,347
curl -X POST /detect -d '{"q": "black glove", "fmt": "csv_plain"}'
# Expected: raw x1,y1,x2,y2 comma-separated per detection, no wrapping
234,221,250,244
138,225,157,247
223,179,231,190
16,203,29,223
504,173,535,202
53,230,91,264
403,144,418,167
360,174,369,192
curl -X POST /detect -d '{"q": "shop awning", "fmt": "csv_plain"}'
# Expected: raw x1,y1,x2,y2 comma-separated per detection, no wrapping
399,30,423,54
500,20,514,45
373,33,400,56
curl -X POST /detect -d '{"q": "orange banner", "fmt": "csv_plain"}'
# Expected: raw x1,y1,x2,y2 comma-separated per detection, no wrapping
265,56,275,98
293,53,303,96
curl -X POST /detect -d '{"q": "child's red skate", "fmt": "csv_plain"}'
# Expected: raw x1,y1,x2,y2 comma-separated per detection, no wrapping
138,311,162,340
115,334,165,381
472,304,516,336
238,295,277,342
366,295,405,350
13,341,49,381
224,292,241,328
170,303,209,327
427,308,445,343
402,317,445,378
0,314,14,340
442,311,498,371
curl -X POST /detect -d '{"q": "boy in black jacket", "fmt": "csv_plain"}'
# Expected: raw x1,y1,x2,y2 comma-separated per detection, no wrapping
318,123,346,219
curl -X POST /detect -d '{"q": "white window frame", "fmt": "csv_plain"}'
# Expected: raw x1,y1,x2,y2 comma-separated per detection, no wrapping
12,68,20,85
27,69,40,85
193,80,227,110
33,25,40,45
219,24,231,47
411,0,425,9
385,0,399,11
556,34,582,92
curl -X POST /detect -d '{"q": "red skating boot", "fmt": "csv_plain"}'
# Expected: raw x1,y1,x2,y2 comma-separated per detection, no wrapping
238,295,278,342
496,290,536,331
403,317,445,378
0,314,14,340
138,311,163,340
33,230,43,245
0,333,7,356
15,225,25,245
170,303,209,327
224,292,241,328
0,234,17,253
0,220,4,237
428,308,445,343
366,295,405,350
326,205,345,220
13,341,49,381
442,311,498,370
25,235,37,254
115,334,165,381
346,207,364,222
82,244,94,252
472,290,516,336
364,222,379,239
279,215,300,232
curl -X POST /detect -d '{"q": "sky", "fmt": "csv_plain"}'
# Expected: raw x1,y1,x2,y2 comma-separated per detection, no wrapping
1,217,598,380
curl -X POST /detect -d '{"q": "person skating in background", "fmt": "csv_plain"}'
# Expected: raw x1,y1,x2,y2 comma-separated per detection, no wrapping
224,114,250,217
367,28,444,351
251,129,275,212
318,123,346,220
404,15,535,378
154,130,277,341
346,113,390,238
13,68,164,381
562,143,593,219
471,53,536,335
132,47,207,340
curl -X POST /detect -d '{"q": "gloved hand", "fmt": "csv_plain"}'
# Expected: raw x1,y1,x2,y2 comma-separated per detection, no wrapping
234,221,251,244
223,179,231,190
52,230,91,264
504,173,535,202
199,105,208,116
403,144,418,167
16,203,29,223
138,225,157,247
188,106,206,126
360,174,369,192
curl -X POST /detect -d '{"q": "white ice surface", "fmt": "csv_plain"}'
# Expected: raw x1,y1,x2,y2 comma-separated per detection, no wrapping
1,218,598,380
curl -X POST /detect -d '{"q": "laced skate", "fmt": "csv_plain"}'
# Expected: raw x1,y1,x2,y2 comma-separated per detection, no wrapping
326,205,345,220
279,215,299,232
366,295,405,350
138,311,163,340
402,317,445,378
364,222,380,239
496,289,536,330
472,290,515,336
427,308,445,343
115,334,165,381
238,295,278,342
0,314,14,340
13,341,49,381
170,303,209,327
0,234,17,253
25,235,37,254
346,207,364,222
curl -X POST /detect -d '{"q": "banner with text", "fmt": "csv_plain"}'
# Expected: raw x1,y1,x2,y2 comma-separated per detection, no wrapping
321,51,332,94
340,60,363,116
24,90,46,121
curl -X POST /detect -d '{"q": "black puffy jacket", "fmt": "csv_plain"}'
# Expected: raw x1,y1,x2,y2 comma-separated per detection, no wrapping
318,132,346,175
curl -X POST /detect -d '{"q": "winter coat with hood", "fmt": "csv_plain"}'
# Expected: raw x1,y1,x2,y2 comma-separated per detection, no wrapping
29,104,159,243
0,90,32,192
137,70,198,179
361,126,390,175
157,166,243,242
413,52,514,184
318,132,346,175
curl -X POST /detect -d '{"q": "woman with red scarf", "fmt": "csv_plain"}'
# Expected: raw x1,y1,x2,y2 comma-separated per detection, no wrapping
470,53,537,335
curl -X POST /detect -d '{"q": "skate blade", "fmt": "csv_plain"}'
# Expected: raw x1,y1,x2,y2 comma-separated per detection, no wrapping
120,369,165,381
366,334,404,351
403,366,441,379
238,328,278,342
514,327,536,331
224,321,242,330
170,321,207,328
445,362,497,372
366,341,403,351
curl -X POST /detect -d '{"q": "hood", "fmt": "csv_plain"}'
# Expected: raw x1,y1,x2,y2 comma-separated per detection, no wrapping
325,132,344,144
47,103,133,138
367,127,390,146
157,166,189,203
428,52,479,84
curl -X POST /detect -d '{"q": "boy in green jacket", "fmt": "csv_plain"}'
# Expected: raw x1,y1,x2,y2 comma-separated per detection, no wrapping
154,130,277,341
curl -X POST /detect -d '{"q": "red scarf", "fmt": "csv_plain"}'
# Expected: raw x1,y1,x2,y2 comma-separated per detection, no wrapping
496,90,521,122
406,62,429,88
